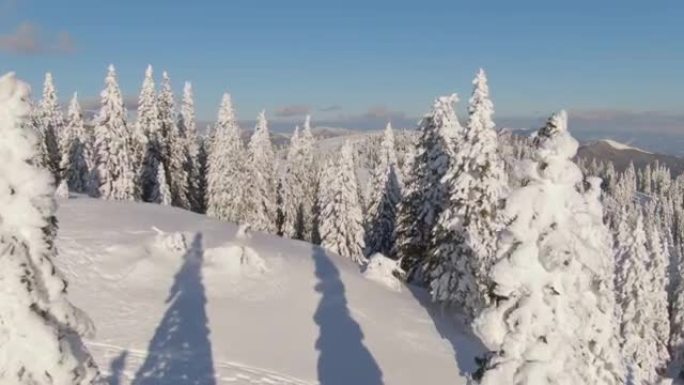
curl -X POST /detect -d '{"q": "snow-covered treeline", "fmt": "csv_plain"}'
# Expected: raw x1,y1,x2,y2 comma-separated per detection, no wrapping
13,64,684,384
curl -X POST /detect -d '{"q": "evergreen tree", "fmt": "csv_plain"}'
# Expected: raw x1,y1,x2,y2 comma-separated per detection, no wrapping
59,93,90,192
473,111,624,385
0,72,100,384
281,116,317,240
394,94,462,282
37,72,63,178
151,163,172,206
91,65,138,200
426,69,507,317
179,82,202,212
614,207,668,384
365,122,402,257
136,65,163,202
206,93,247,222
319,142,366,264
244,111,277,233
670,203,684,378
157,71,190,209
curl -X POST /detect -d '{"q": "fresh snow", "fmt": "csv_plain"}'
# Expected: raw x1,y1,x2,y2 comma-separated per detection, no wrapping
55,196,484,385
600,139,653,154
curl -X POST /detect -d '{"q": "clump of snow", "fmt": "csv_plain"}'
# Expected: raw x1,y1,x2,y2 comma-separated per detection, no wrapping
363,253,404,292
151,227,188,253
204,243,269,277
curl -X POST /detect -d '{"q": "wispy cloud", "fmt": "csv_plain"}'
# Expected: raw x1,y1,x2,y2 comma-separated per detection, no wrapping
80,94,138,113
319,105,342,112
0,22,77,55
274,104,310,118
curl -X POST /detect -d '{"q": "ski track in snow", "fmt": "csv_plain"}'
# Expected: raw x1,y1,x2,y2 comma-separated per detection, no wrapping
89,342,316,385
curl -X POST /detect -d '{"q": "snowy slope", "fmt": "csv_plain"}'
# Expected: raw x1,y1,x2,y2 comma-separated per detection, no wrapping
56,197,483,385
600,139,652,154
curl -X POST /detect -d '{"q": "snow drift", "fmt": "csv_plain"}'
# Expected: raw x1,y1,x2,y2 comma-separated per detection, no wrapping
56,196,484,385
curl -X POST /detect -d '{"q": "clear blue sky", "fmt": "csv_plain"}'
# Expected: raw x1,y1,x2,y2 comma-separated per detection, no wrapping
0,0,682,133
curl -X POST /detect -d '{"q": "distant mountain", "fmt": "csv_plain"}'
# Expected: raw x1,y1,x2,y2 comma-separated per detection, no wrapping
577,139,684,175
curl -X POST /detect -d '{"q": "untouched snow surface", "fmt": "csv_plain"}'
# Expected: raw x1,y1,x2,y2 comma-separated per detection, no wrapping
56,196,484,385
601,139,653,154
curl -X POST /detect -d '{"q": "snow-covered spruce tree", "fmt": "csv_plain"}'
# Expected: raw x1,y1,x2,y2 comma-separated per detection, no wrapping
426,69,507,317
38,72,64,178
179,82,202,212
614,206,668,384
150,163,172,206
157,71,190,209
472,111,624,385
0,72,100,384
671,205,684,377
91,65,138,200
281,125,303,236
59,93,90,193
365,122,402,257
195,135,208,213
281,116,317,240
244,111,277,233
136,65,163,202
643,204,671,365
394,94,462,281
319,142,366,264
55,178,70,199
205,93,247,222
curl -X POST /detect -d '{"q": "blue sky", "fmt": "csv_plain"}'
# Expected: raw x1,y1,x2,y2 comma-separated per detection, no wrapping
0,0,683,138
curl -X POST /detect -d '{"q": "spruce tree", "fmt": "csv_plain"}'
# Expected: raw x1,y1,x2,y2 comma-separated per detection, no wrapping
473,111,624,385
38,72,63,178
91,65,138,200
136,65,163,202
206,93,247,222
365,122,402,257
427,69,507,317
281,116,317,240
319,142,366,265
0,72,100,384
614,207,668,384
394,94,462,282
157,71,190,209
179,82,202,212
151,163,172,206
244,111,277,233
59,93,90,193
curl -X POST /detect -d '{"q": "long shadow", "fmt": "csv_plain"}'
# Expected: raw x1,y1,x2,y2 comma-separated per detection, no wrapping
106,351,128,385
311,245,384,385
407,284,487,377
132,233,216,385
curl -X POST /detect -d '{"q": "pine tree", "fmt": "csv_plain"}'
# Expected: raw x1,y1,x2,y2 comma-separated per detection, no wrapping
319,142,366,264
365,122,402,257
151,163,172,206
157,71,189,209
281,115,317,240
206,93,247,222
670,203,684,378
643,204,671,366
614,207,667,384
426,69,507,317
37,72,63,178
136,65,163,202
179,82,202,212
59,93,90,192
244,111,277,233
91,65,138,200
473,111,624,385
0,72,100,384
394,94,462,282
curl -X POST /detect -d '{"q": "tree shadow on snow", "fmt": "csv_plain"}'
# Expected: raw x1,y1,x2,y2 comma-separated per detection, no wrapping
132,233,216,385
105,351,128,385
407,284,487,377
311,245,384,385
